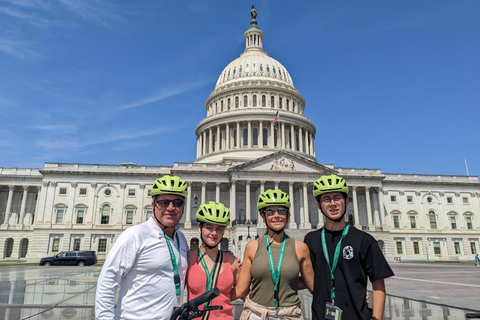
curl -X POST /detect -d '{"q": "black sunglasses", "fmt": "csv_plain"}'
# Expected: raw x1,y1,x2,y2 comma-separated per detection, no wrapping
156,199,185,208
264,208,288,216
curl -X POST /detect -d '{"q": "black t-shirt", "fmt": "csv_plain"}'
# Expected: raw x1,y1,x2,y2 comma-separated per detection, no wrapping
304,226,394,320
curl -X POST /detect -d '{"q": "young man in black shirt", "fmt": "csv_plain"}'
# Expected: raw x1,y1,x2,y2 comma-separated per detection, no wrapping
304,174,394,320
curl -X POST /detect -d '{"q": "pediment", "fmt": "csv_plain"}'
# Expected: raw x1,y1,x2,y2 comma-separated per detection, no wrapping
228,151,336,174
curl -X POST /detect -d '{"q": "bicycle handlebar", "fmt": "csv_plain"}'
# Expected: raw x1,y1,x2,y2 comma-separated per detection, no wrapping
187,287,220,310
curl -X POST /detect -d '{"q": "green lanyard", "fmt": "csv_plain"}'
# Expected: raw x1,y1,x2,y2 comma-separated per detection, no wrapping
321,224,349,304
164,231,181,296
265,234,287,310
198,248,220,307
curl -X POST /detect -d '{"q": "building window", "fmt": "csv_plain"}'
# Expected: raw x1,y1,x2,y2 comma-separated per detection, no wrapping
227,98,231,110
262,95,266,107
59,188,67,195
128,189,135,197
433,242,441,255
413,242,420,254
243,129,248,146
79,188,87,196
470,242,477,255
274,129,278,147
286,99,289,111
409,215,416,229
252,128,258,146
266,66,270,73
239,66,242,73
235,96,239,108
260,65,263,72
407,195,413,203
253,95,257,107
98,239,107,253
393,215,400,229
427,196,433,204
263,128,268,146
466,216,473,229
73,238,81,251
76,209,85,224
146,210,153,220
450,216,457,229
147,189,151,197
56,208,64,224
447,197,453,204
52,238,60,252
271,96,274,107
104,189,111,196
428,211,437,229
101,205,110,224
390,195,397,202
396,241,403,254
126,210,134,225
233,129,237,147
463,197,469,204
454,242,461,254
221,100,224,111
212,133,216,151
279,97,282,109
244,95,248,107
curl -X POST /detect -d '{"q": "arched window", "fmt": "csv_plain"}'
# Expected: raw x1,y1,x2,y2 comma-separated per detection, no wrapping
279,97,283,109
262,95,266,107
19,238,29,258
101,205,110,224
271,96,275,108
260,65,263,72
263,128,268,146
76,207,86,224
286,99,290,111
227,98,231,110
221,100,224,112
244,95,248,107
4,238,13,258
253,128,258,146
55,206,65,224
243,129,248,146
253,95,257,107
235,96,239,108
428,211,437,229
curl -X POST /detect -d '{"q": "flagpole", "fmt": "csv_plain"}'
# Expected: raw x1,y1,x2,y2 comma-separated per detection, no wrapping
465,158,469,176
278,111,281,150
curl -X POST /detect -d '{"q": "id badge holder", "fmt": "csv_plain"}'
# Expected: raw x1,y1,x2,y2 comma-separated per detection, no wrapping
325,302,343,320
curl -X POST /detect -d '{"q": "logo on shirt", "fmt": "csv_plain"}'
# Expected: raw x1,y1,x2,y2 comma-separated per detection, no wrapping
343,246,354,260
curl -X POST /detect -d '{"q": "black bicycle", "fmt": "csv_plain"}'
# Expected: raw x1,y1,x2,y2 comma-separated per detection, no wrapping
170,287,223,320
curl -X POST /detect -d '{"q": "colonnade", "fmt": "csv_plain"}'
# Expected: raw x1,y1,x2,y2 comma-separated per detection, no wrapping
0,185,39,227
196,120,315,158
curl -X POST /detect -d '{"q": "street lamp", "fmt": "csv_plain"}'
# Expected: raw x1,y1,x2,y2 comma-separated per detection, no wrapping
193,193,199,205
246,219,252,240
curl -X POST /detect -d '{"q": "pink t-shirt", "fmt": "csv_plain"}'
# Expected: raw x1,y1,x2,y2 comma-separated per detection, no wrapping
187,251,234,320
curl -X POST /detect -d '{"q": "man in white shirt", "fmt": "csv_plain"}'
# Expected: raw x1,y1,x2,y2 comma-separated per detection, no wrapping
96,175,189,320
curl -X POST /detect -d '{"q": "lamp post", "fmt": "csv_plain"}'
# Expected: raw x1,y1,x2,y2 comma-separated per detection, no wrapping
193,193,199,205
246,219,251,240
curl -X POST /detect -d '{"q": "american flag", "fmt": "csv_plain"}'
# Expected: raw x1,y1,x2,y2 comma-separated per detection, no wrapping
272,111,279,126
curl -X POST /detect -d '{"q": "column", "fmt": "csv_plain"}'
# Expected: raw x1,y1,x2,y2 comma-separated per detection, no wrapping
248,121,252,148
2,185,14,227
281,122,286,149
208,128,213,153
31,185,41,225
304,130,309,154
302,182,311,229
201,182,206,204
226,123,230,150
86,182,96,226
352,186,360,228
215,182,221,202
202,131,206,156
185,182,192,228
288,182,297,229
274,181,279,190
236,122,240,149
230,180,236,222
18,186,28,226
377,187,384,227
365,187,373,229
270,123,274,148
259,120,263,148
216,125,220,151
258,181,265,227
299,187,305,226
310,133,315,156
299,126,303,153
66,182,77,226
246,180,251,222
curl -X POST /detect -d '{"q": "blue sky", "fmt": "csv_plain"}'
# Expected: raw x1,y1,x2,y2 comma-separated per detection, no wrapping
1,0,479,176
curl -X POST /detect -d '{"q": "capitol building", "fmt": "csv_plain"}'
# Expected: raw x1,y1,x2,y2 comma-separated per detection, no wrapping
1,13,479,264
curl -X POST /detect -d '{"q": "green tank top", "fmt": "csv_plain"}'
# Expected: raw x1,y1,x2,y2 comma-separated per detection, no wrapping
249,235,300,307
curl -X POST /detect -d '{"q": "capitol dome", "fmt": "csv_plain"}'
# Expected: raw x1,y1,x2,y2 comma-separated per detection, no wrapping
195,12,317,164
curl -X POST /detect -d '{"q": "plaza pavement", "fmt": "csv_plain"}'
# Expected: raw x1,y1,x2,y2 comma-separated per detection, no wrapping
0,262,479,319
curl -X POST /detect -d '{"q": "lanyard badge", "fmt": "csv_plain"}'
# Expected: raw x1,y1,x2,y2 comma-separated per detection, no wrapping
321,225,349,319
265,234,287,311
164,231,181,296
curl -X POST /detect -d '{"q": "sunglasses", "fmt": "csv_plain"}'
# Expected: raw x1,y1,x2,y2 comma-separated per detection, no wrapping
264,208,288,216
156,199,185,208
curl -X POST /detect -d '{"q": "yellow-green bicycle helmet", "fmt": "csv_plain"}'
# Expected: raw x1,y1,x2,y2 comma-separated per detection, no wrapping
151,175,188,198
257,189,291,210
196,201,230,226
313,174,348,198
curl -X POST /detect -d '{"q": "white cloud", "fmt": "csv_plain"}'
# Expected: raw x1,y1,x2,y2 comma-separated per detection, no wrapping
56,0,122,27
0,37,42,59
34,124,79,131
